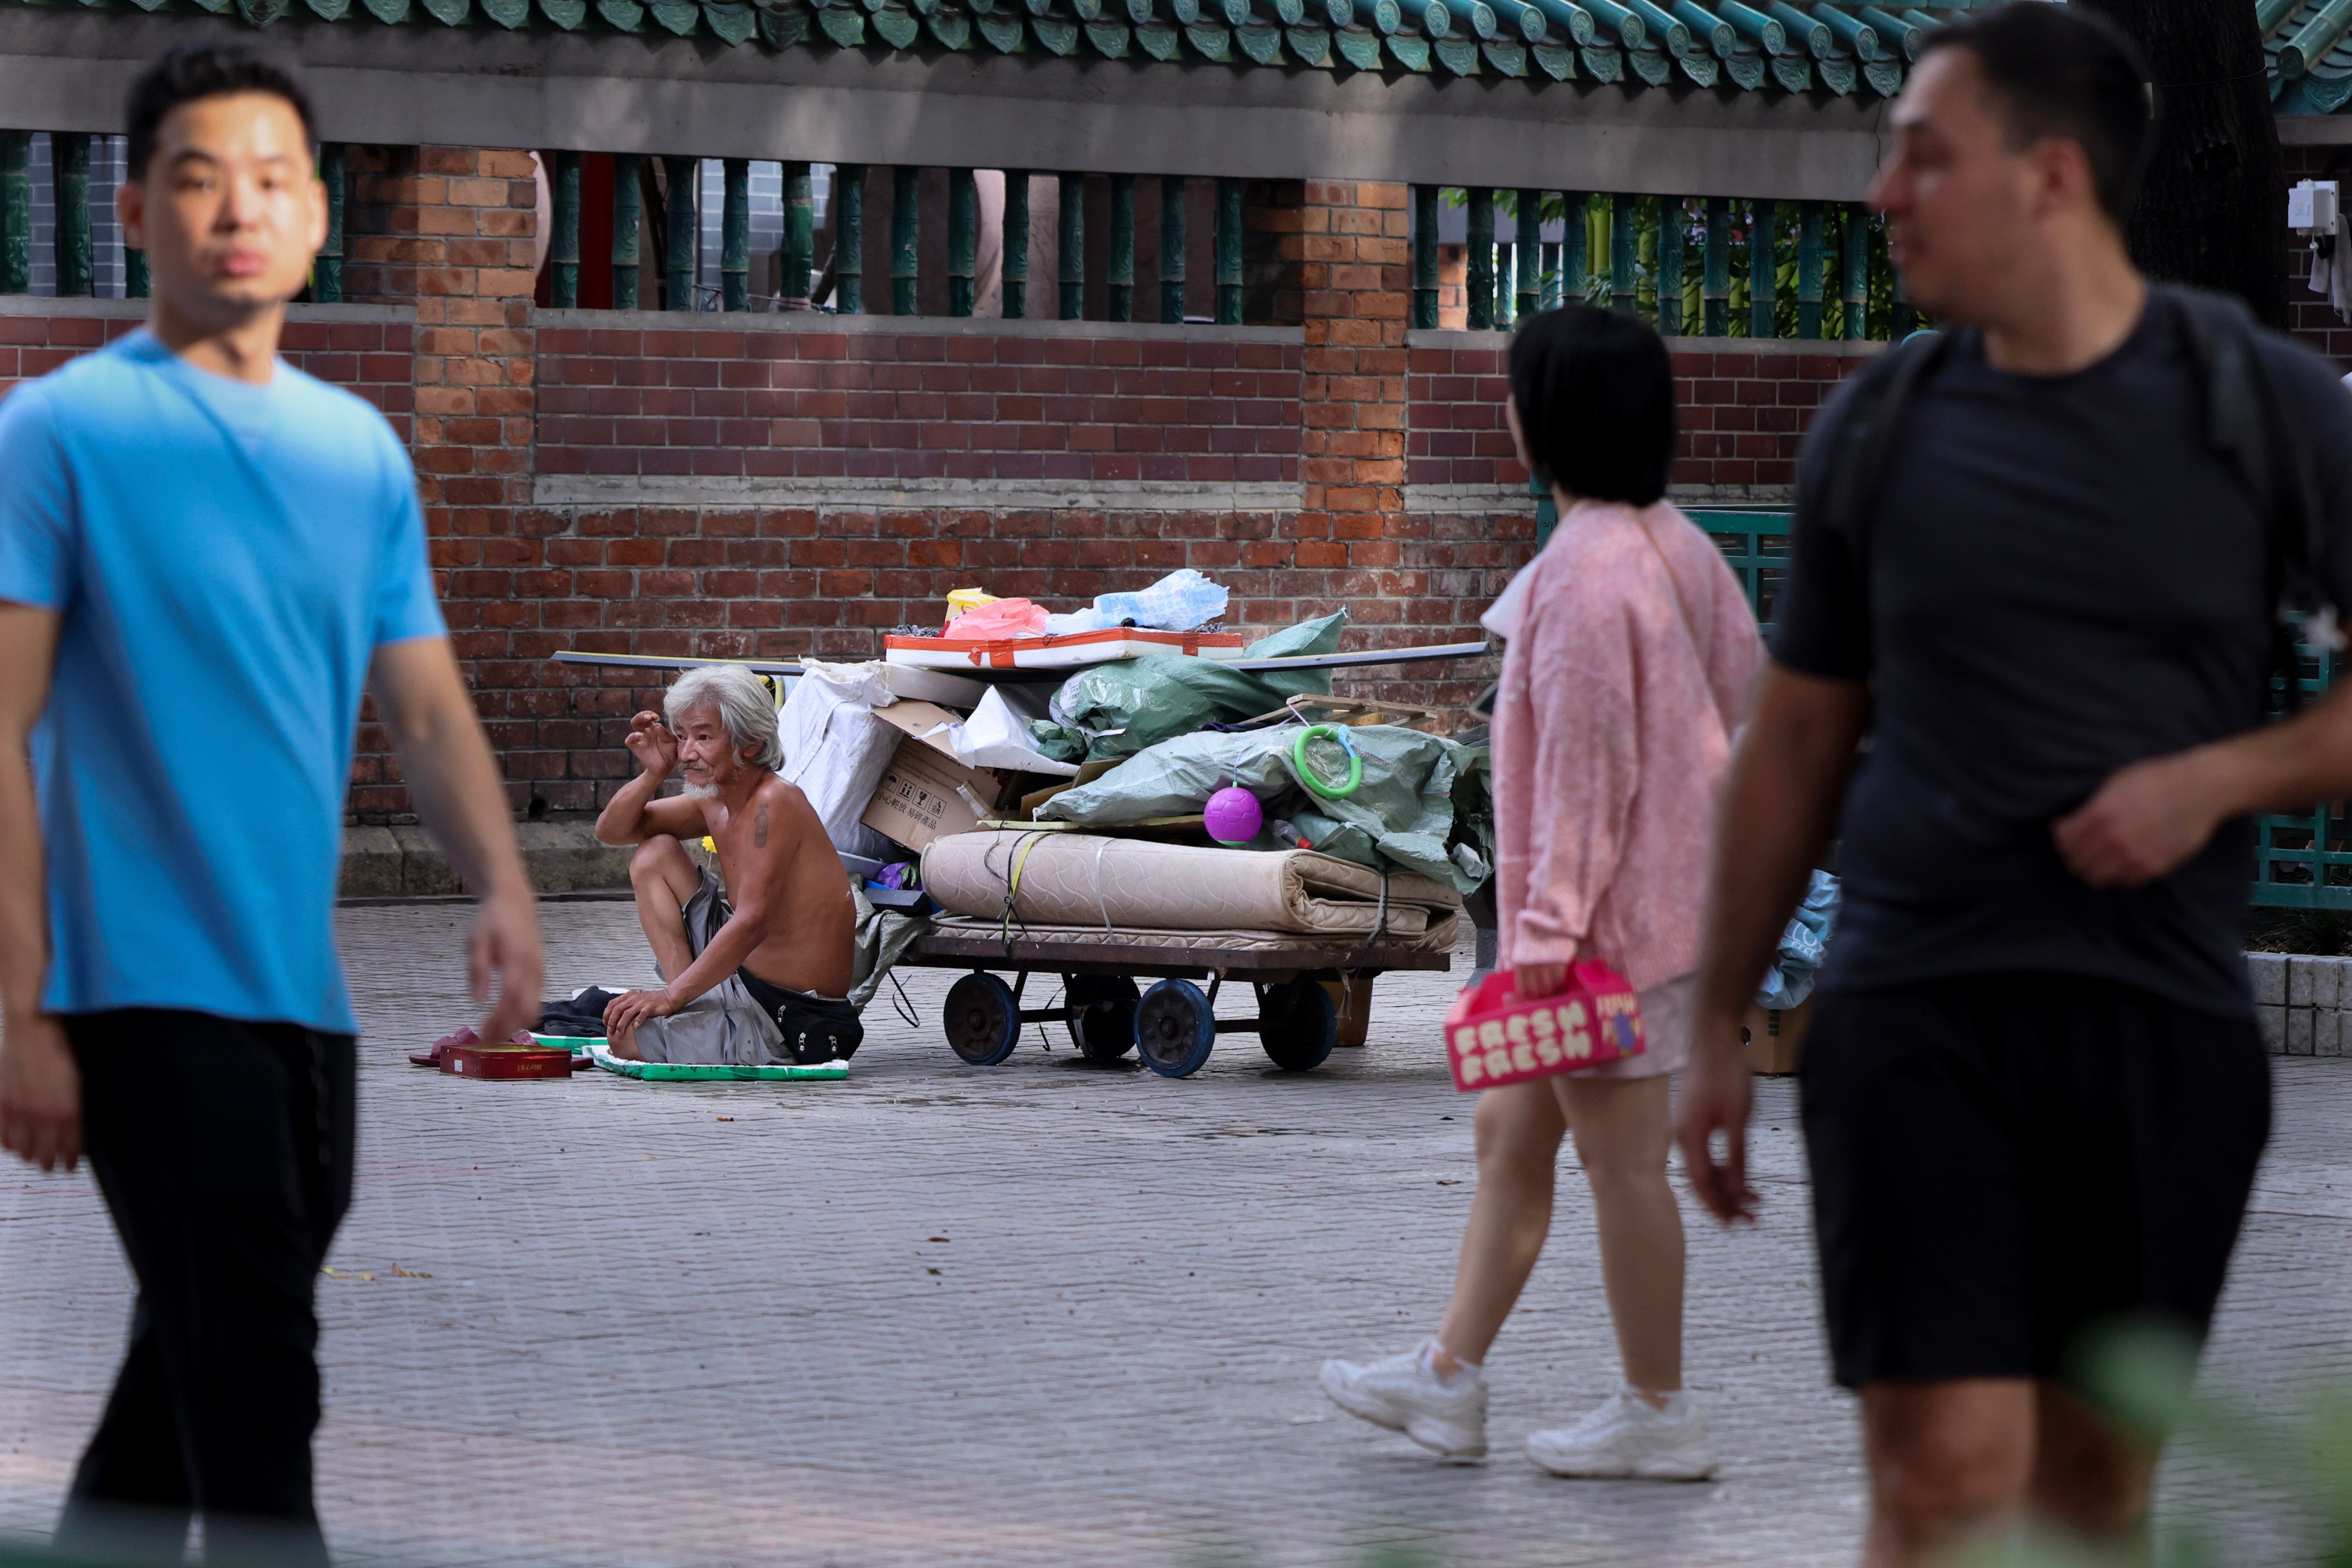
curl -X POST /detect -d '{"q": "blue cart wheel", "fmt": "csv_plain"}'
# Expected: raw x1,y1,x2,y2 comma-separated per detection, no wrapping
1134,979,1218,1079
1258,976,1338,1071
944,972,1021,1067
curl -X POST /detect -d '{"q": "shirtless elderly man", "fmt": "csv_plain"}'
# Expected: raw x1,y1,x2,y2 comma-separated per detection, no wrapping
594,666,861,1064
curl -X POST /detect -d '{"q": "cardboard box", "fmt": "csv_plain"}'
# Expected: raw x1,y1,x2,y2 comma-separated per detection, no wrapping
860,735,1016,852
1742,999,1812,1076
871,700,967,759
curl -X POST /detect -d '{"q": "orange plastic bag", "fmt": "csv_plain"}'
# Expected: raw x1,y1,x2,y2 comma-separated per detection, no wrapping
1442,961,1644,1091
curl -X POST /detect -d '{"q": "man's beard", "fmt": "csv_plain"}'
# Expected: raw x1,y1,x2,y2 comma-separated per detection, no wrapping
679,778,720,801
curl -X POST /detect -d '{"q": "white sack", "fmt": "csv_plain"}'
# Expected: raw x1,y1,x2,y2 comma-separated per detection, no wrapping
776,662,904,856
947,684,1081,777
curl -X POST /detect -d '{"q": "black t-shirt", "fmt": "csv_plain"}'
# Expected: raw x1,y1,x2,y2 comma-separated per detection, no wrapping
1774,292,2352,1016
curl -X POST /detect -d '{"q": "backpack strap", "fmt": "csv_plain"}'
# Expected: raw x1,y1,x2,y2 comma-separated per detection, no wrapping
1815,328,1956,589
2163,282,2340,711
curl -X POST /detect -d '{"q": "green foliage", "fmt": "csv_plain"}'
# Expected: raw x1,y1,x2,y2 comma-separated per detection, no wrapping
1940,1322,2352,1568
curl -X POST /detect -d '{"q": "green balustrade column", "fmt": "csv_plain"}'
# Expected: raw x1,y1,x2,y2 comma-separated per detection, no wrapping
1892,266,1917,339
53,133,91,298
612,155,642,310
1702,196,1729,337
1107,173,1135,323
1841,204,1868,342
891,166,920,316
1411,185,1439,329
1562,192,1587,308
1540,241,1561,308
0,132,27,294
1058,173,1085,320
1657,197,1685,337
782,161,813,308
1610,191,1637,318
720,159,750,312
126,248,146,300
947,167,977,316
547,150,578,308
833,166,863,315
1003,171,1030,321
1466,188,1493,332
663,155,697,311
1515,190,1541,322
1796,199,1824,339
1494,240,1512,330
1215,177,1243,326
1160,175,1187,323
315,142,347,305
1748,200,1778,338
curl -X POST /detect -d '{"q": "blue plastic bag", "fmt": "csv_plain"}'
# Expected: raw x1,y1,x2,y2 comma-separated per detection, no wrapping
1041,569,1229,635
1756,869,1840,1010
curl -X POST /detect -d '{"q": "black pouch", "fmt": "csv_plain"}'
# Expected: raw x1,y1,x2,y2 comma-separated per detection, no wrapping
739,970,866,1064
775,993,864,1064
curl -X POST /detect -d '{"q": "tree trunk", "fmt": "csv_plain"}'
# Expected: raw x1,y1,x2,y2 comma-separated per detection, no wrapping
2077,0,2288,329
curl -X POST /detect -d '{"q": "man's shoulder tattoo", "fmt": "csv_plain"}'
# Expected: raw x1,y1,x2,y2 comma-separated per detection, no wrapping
754,801,770,848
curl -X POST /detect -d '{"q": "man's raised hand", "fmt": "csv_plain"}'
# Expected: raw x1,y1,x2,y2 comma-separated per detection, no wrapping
625,712,678,777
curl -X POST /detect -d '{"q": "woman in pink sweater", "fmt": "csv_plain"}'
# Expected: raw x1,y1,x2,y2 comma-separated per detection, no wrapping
1322,306,1763,1478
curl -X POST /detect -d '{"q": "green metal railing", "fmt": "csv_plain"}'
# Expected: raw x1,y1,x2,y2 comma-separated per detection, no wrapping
535,159,1252,320
0,130,144,301
1416,189,1915,341
1680,507,2345,911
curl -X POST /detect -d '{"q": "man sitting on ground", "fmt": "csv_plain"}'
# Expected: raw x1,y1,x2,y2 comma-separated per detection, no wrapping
594,666,861,1065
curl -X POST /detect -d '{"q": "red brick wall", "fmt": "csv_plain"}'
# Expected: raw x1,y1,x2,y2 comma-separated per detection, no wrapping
0,298,1878,820
1407,330,1883,498
0,301,416,434
534,318,1303,486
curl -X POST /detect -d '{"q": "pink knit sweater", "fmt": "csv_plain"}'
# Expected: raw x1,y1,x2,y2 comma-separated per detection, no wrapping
1492,499,1764,990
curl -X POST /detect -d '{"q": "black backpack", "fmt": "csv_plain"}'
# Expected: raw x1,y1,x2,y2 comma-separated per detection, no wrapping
1811,283,2341,710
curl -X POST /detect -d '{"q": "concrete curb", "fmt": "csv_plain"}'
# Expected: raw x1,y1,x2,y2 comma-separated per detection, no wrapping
2249,952,2352,1057
339,818,634,900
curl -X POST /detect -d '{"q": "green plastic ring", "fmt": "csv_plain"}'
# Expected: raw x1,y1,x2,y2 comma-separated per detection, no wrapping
1292,725,1364,800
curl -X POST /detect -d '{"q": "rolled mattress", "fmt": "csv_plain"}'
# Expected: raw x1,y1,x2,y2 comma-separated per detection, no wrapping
921,831,1460,937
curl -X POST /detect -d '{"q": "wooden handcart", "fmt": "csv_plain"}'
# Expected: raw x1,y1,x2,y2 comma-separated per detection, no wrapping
898,926,1452,1079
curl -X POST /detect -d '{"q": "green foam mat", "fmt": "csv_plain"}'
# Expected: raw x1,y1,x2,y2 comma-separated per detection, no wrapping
586,1041,849,1082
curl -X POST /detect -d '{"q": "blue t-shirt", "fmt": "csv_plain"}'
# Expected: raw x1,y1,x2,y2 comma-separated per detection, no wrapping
0,331,445,1034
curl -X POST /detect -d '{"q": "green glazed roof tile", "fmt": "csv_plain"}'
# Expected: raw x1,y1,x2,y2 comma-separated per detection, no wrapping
14,0,2327,107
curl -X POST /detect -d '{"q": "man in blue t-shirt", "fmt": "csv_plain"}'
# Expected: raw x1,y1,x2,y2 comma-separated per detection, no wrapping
0,44,543,1565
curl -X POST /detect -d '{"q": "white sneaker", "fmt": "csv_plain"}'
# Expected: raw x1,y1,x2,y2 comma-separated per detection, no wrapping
1318,1341,1489,1460
1525,1388,1717,1480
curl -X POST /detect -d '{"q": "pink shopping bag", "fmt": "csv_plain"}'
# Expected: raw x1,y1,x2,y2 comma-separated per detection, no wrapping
1443,961,1645,1091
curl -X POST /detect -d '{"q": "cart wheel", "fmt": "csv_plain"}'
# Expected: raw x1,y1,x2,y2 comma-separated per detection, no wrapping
1065,975,1140,1063
1258,976,1338,1072
1134,979,1218,1079
944,972,1021,1067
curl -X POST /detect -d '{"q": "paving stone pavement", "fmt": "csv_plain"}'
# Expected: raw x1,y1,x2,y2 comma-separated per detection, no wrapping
2,902,2347,1567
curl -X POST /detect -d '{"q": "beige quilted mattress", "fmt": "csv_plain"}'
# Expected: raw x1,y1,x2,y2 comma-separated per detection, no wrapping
921,831,1461,937
924,911,1462,954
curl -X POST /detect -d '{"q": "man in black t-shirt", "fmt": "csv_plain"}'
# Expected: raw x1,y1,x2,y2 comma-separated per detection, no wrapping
1677,7,2352,1565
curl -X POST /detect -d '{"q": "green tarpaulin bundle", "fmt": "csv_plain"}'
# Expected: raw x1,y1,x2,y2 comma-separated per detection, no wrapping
1034,723,1492,895
1032,613,1347,763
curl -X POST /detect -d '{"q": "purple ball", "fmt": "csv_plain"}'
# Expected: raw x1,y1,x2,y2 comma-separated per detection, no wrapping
1204,785,1264,845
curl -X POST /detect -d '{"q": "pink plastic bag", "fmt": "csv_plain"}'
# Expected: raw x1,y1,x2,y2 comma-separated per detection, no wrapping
1442,961,1644,1091
945,598,1051,640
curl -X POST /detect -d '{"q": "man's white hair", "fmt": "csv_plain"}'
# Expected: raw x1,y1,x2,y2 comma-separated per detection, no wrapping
665,665,783,773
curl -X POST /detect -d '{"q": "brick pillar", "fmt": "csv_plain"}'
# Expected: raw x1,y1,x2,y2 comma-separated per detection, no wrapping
344,145,543,818
1295,179,1411,635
